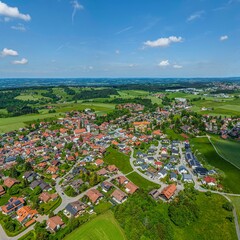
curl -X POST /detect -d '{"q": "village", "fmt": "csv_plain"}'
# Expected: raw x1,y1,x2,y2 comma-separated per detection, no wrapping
0,102,228,239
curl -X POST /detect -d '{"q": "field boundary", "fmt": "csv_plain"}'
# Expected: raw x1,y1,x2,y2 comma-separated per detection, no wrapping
207,135,240,171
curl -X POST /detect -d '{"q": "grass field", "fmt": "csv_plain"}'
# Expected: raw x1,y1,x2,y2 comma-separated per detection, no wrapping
0,112,62,133
191,137,240,194
192,98,240,116
127,172,160,191
210,135,240,169
104,147,133,174
64,211,127,240
172,193,237,240
117,90,149,98
165,129,185,141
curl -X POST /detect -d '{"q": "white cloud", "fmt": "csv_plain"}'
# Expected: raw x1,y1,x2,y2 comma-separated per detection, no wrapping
0,1,31,21
144,36,183,48
220,35,228,41
158,60,170,67
11,23,26,32
187,11,204,22
12,58,28,65
128,64,137,68
1,48,18,56
71,0,84,24
173,64,183,69
115,26,133,35
115,50,120,54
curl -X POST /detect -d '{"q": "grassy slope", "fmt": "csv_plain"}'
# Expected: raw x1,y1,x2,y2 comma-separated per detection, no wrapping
64,211,127,240
166,129,185,140
127,172,160,191
192,98,240,116
0,112,62,133
229,196,240,223
104,147,133,174
172,193,237,240
191,137,240,193
210,136,240,169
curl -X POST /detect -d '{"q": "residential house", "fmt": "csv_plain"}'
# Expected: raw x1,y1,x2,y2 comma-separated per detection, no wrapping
96,168,108,177
95,159,104,167
125,182,138,194
149,189,161,200
202,176,217,186
0,185,5,196
39,192,58,203
16,206,38,225
116,176,128,185
70,179,84,193
194,167,208,177
111,189,127,204
161,184,177,200
86,189,103,204
170,172,177,182
1,197,25,215
30,180,52,191
101,181,113,192
22,171,38,182
178,166,188,174
4,177,20,188
47,166,59,175
64,201,87,218
47,216,65,232
157,169,167,179
182,174,193,183
107,165,118,173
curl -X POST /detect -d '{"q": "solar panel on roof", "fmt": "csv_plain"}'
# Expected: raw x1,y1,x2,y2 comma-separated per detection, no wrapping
6,204,14,210
14,200,21,206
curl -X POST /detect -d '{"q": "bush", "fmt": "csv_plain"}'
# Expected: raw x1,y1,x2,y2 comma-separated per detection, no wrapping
222,202,234,211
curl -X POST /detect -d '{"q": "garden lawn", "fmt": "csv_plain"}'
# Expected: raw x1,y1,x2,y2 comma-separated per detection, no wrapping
39,197,62,214
18,230,36,240
191,137,240,194
127,172,160,191
64,211,127,240
104,147,133,174
210,135,240,169
172,193,237,240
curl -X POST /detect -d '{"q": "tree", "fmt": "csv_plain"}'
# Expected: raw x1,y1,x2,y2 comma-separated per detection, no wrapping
25,162,33,171
5,222,16,232
33,186,42,195
9,185,20,195
9,167,19,178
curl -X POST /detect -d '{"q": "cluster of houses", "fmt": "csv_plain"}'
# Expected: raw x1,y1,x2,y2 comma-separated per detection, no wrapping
0,105,227,235
1,197,38,227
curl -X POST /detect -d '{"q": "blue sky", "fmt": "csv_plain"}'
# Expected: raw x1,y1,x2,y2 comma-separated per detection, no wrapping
0,0,240,78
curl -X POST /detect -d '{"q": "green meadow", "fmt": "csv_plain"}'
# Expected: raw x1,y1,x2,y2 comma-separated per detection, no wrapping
104,147,133,174
127,172,160,191
210,135,240,169
0,102,115,133
191,137,240,194
64,211,127,240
